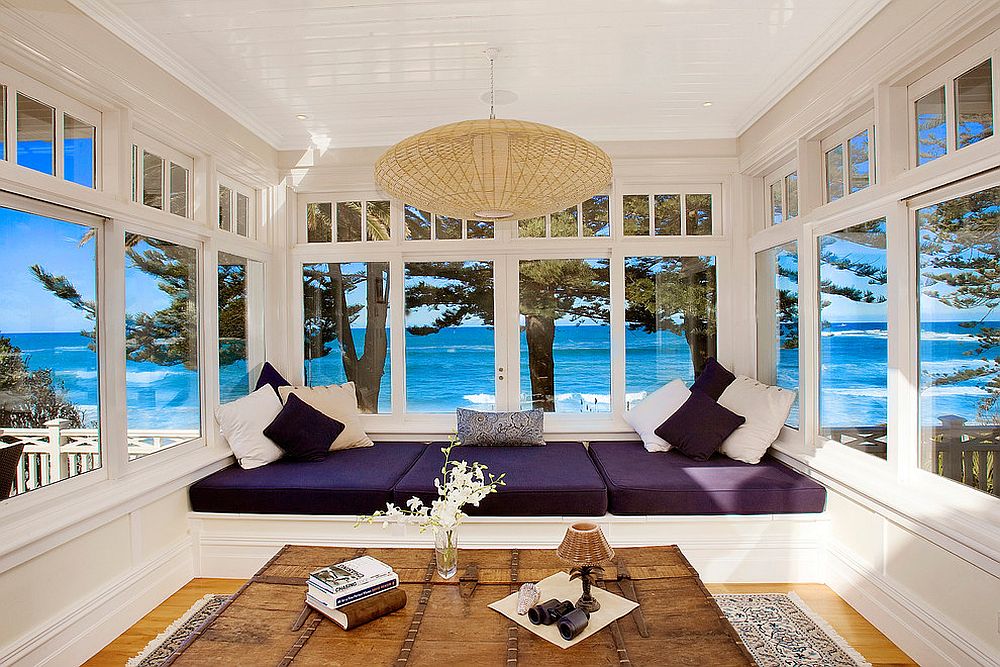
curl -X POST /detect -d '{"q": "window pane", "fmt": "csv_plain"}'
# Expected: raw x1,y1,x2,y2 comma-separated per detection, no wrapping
582,195,610,236
685,194,712,235
916,87,947,165
825,144,844,202
366,200,390,241
625,256,717,405
63,115,95,188
16,94,54,175
550,205,578,237
143,151,163,210
0,86,5,160
125,235,201,457
654,194,681,235
756,242,799,427
131,145,137,202
307,202,331,242
405,205,431,240
170,163,188,218
435,214,462,240
0,206,100,497
236,193,249,236
770,182,783,225
466,219,494,239
917,185,999,496
218,185,232,231
955,60,993,149
337,201,363,242
219,253,264,403
786,172,799,218
302,262,390,413
518,216,545,238
848,130,871,194
405,261,494,412
818,218,887,459
519,259,610,412
623,195,649,236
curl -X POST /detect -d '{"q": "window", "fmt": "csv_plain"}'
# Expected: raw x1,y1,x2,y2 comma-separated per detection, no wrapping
622,191,715,236
63,114,96,189
125,235,201,457
403,204,493,241
306,199,389,243
823,116,873,203
16,94,54,176
756,242,799,427
519,258,610,412
132,135,192,218
302,262,390,413
765,164,798,225
916,185,999,496
0,202,100,497
404,261,495,411
624,256,717,406
517,195,609,238
0,85,5,160
218,177,257,239
817,218,888,459
219,253,264,404
912,57,994,166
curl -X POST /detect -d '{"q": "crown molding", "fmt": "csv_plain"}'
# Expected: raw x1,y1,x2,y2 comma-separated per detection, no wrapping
67,0,284,149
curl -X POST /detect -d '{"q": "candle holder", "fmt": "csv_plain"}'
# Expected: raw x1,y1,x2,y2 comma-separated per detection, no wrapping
555,522,615,613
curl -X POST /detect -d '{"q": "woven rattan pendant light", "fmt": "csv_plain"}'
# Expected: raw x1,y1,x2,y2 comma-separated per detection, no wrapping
374,49,612,221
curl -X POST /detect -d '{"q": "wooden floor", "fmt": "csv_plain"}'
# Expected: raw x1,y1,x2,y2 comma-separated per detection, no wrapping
86,579,917,667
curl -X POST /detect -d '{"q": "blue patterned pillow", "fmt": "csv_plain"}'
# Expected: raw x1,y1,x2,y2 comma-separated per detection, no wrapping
456,408,545,446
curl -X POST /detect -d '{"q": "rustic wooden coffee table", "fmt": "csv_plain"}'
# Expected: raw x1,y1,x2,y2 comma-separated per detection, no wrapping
163,545,754,666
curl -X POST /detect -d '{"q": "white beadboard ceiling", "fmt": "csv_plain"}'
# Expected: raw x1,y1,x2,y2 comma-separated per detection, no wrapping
73,0,891,150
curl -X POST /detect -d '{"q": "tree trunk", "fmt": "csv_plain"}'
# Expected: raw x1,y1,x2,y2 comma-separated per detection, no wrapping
353,265,389,413
524,314,556,411
685,324,712,377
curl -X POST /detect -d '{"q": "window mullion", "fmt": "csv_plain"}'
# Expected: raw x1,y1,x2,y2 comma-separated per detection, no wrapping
388,255,406,417
609,251,626,417
102,217,129,478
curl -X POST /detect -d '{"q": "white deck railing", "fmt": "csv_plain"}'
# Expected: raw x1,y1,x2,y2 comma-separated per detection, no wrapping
2,419,199,496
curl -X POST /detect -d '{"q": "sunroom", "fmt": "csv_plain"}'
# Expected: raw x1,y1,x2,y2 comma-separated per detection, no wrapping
0,1,998,665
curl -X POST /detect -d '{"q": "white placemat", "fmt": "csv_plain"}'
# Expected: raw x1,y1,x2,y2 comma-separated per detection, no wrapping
488,571,638,649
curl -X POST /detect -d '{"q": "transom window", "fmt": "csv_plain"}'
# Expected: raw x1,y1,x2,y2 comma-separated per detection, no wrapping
306,199,391,243
132,134,193,219
822,114,874,204
765,162,798,225
622,191,716,236
404,205,495,241
517,195,609,238
218,175,257,239
912,56,995,166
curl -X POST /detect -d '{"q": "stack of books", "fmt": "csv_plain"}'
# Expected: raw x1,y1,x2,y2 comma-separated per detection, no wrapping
306,555,406,629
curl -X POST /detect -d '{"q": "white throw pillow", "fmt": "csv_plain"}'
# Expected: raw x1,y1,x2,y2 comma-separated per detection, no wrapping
215,386,284,469
278,382,374,451
624,379,691,452
717,375,796,464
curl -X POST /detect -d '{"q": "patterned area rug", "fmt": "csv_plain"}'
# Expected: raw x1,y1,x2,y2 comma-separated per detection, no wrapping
130,592,870,667
716,593,872,667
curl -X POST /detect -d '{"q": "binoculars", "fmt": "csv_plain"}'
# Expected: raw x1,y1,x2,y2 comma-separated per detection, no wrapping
527,598,591,640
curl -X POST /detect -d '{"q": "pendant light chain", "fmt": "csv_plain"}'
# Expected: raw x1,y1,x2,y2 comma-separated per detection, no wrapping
489,52,496,120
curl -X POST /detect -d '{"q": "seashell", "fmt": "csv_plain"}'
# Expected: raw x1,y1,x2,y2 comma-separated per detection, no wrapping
516,582,540,615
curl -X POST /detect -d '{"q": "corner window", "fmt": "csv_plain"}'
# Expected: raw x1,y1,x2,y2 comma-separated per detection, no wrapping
0,202,101,498
125,235,201,457
916,184,999,496
817,218,888,459
756,242,799,427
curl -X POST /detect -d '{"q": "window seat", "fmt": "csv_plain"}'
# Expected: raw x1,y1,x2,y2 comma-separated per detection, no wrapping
189,440,825,517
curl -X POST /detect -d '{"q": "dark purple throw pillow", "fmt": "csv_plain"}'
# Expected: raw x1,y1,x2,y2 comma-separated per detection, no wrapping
653,390,745,461
254,362,291,394
690,357,736,400
263,394,345,462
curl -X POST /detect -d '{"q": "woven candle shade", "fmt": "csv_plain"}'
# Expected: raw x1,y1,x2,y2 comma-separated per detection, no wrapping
555,522,615,566
373,118,612,222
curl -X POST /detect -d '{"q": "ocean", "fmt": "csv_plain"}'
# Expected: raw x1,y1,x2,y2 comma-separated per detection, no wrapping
6,321,997,430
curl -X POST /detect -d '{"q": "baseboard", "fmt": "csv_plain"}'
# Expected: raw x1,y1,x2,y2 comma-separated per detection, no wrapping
1,537,195,667
190,512,828,583
826,540,998,667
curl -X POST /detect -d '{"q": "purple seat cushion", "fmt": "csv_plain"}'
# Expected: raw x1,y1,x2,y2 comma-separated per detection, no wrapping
393,442,607,516
189,442,427,515
588,441,826,515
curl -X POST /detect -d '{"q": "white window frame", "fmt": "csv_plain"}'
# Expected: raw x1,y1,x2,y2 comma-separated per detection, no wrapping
0,63,102,189
820,112,876,204
907,33,999,169
513,194,611,240
299,193,398,244
616,185,723,238
132,131,194,220
217,173,258,240
763,160,799,226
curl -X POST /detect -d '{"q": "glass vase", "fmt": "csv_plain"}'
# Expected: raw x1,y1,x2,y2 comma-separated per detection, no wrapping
435,528,459,579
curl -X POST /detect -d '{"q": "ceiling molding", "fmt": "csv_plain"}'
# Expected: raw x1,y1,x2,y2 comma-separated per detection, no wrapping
734,0,895,137
67,0,285,149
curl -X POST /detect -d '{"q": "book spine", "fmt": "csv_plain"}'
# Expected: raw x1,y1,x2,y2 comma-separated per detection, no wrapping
334,578,398,607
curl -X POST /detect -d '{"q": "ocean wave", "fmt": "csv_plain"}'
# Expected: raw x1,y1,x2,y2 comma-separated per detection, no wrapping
63,369,98,380
921,331,977,342
54,345,90,352
920,385,988,397
462,393,496,405
127,370,184,384
822,329,888,339
825,387,888,398
920,359,987,372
